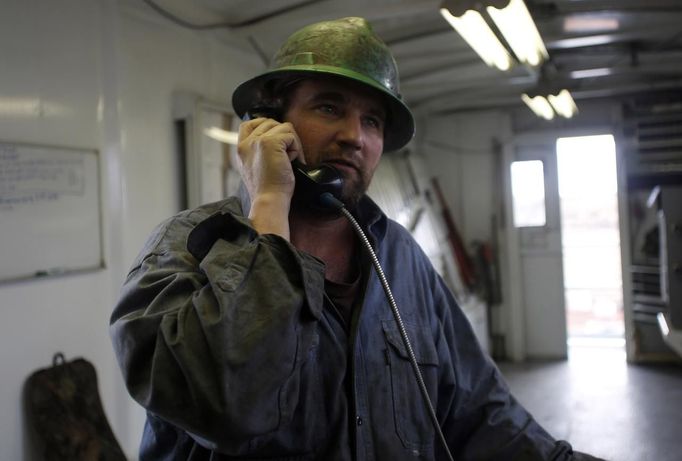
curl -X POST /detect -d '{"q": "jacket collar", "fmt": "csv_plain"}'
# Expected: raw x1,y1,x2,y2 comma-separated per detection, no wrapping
237,180,388,242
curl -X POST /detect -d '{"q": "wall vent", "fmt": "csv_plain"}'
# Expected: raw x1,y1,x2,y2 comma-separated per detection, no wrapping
635,111,682,159
623,94,682,181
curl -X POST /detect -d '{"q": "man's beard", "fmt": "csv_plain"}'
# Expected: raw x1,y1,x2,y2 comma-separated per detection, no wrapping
339,168,370,210
288,163,369,218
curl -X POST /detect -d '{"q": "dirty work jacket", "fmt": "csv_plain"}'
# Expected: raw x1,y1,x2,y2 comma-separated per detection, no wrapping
110,194,581,461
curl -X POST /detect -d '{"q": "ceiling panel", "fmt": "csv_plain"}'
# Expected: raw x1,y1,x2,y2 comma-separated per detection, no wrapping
144,0,682,115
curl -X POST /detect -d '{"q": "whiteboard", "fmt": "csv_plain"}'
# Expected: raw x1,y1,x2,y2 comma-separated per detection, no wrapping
0,141,103,283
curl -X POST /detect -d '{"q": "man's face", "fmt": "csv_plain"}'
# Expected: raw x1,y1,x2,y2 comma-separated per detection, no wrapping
283,77,386,208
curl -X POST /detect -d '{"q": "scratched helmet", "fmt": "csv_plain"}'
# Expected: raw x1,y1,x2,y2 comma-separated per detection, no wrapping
231,17,415,152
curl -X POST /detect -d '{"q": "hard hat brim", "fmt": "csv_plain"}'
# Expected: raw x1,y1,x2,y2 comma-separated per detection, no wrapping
232,66,415,152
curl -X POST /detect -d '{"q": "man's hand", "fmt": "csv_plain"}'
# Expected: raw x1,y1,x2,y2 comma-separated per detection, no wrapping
237,117,304,240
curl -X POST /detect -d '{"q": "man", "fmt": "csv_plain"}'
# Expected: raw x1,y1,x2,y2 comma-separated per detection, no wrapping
110,17,602,460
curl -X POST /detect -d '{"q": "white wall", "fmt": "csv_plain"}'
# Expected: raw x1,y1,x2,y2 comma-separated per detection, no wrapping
0,1,261,459
420,110,512,351
422,111,512,244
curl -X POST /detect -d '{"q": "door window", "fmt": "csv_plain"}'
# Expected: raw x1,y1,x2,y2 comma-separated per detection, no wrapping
511,160,546,227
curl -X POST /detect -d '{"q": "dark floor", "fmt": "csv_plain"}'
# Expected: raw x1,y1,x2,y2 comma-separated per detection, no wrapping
497,346,682,461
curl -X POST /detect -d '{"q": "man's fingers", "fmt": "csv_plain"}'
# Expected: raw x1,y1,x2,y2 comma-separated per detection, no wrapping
238,119,303,160
238,117,280,139
280,125,303,162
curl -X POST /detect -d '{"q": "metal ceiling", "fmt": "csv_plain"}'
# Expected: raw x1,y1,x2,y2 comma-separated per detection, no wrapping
143,0,682,117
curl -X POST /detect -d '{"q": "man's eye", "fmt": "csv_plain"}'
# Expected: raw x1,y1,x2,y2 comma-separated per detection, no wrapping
316,104,337,115
364,116,384,130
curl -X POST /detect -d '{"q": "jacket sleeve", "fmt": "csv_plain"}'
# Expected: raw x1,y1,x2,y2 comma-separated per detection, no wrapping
109,207,325,453
432,279,605,461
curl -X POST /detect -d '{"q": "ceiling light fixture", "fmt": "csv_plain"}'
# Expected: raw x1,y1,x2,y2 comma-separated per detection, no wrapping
570,67,612,79
563,15,619,33
440,0,548,70
522,89,578,120
547,89,578,118
439,8,512,70
521,94,555,120
486,0,548,67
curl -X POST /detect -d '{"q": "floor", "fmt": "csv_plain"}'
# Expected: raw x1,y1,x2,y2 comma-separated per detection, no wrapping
497,345,682,461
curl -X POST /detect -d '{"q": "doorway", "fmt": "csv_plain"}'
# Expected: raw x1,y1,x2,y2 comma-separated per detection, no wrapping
556,134,624,350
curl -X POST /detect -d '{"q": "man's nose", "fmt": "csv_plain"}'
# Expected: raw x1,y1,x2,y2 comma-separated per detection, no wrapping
335,114,364,149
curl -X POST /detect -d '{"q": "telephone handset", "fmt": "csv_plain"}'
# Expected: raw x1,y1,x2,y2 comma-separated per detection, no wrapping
244,108,344,211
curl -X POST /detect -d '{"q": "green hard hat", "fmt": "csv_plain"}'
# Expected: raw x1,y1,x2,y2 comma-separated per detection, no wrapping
231,17,415,152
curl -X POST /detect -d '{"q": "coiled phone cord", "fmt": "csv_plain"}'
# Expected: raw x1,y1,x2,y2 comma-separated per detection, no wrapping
320,193,455,461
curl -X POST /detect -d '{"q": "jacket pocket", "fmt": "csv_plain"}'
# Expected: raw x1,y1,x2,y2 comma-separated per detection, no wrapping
382,320,440,452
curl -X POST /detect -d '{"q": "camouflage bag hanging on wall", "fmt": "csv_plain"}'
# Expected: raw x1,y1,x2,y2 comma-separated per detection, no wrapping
25,352,126,461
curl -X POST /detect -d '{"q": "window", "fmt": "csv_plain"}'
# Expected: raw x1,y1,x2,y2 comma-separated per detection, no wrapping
511,160,546,227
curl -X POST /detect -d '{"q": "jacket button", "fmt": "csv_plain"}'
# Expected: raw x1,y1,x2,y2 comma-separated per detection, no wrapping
356,416,363,426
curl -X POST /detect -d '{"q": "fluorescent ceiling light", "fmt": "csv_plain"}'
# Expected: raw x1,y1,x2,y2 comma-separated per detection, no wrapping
548,89,578,118
564,16,619,33
440,7,512,71
522,89,578,120
486,0,548,67
548,34,614,49
570,67,612,79
521,94,554,120
203,127,238,145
